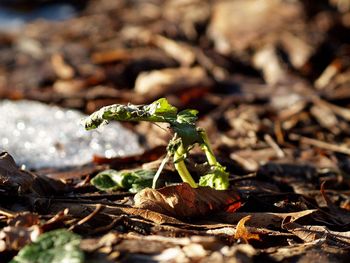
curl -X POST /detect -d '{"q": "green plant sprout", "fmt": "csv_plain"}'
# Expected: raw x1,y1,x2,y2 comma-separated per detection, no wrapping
84,98,229,190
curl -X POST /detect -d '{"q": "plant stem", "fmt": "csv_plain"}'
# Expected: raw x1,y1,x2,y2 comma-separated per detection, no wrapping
173,143,197,188
198,129,217,166
152,154,169,189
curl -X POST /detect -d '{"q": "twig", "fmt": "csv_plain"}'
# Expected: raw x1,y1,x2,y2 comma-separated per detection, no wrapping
264,134,285,158
0,207,17,218
290,134,350,155
69,204,103,230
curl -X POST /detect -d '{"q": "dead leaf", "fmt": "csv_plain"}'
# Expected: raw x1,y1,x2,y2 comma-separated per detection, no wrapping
134,183,241,218
320,181,350,225
212,210,317,228
282,216,350,247
0,152,34,193
120,207,183,225
234,215,260,243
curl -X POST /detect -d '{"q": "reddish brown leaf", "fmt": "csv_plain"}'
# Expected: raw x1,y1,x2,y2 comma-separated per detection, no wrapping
234,215,260,243
134,183,241,218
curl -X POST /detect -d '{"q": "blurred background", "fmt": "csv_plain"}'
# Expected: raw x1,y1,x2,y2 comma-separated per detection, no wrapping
0,0,350,170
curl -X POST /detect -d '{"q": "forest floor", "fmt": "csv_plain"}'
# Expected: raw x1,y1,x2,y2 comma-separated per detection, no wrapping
1,0,350,262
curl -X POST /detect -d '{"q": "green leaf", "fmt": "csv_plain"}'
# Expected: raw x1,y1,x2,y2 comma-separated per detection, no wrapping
11,229,84,263
91,169,155,193
199,165,230,190
176,109,198,124
84,98,178,130
90,170,122,191
147,98,178,121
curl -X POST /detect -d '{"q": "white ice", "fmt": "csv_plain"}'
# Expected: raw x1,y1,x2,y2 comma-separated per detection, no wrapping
0,100,143,169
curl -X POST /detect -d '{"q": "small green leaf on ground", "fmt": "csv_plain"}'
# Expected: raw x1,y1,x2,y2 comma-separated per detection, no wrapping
11,229,84,263
91,169,156,193
199,164,229,190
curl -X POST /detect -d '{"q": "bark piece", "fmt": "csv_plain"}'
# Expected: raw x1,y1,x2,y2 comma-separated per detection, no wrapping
51,54,75,80
134,66,212,98
208,0,303,54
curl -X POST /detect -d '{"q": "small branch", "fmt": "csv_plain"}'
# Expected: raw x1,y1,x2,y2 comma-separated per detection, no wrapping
264,134,285,158
290,134,350,155
69,204,103,230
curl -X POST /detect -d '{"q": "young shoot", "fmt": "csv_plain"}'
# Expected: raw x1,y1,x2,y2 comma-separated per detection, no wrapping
84,98,229,190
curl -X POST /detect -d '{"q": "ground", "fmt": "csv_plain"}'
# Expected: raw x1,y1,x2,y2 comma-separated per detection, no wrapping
1,0,350,262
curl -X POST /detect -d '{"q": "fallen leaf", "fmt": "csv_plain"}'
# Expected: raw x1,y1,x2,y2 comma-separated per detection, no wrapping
282,216,350,247
211,210,317,228
0,152,34,193
11,229,84,263
320,181,350,225
91,169,155,193
134,183,240,218
234,216,260,243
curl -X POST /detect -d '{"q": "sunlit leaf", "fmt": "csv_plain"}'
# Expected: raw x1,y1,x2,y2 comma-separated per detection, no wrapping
176,109,198,124
11,229,84,263
234,216,260,243
135,183,241,218
91,169,155,193
199,164,229,190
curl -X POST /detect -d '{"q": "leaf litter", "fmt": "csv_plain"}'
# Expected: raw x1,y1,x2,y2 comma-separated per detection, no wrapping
0,0,350,262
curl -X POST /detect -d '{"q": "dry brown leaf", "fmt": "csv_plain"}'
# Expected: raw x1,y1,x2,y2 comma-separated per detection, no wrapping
0,152,34,193
212,210,317,228
282,216,350,247
234,215,260,243
134,183,241,218
320,181,350,225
